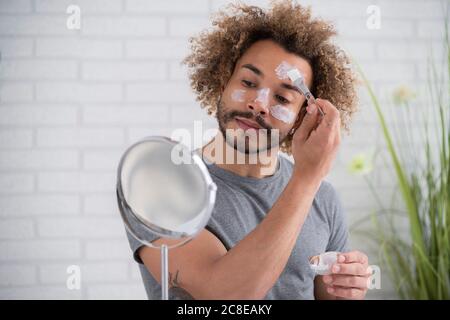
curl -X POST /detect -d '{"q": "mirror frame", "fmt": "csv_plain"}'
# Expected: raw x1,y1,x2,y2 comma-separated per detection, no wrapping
116,136,217,248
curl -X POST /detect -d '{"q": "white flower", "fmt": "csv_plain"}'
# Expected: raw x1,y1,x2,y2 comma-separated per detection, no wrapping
392,85,416,106
348,152,374,176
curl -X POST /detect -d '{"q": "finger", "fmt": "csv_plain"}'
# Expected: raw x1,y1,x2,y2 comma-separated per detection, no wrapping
296,103,320,142
331,262,369,276
315,98,339,121
326,285,366,300
290,105,307,133
338,250,368,264
314,98,335,113
314,99,340,132
323,274,369,289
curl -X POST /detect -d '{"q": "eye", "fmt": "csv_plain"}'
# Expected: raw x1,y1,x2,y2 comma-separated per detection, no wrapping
241,80,256,88
276,94,290,104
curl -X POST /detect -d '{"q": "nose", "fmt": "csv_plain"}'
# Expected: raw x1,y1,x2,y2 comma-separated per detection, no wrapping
247,102,268,116
247,88,270,116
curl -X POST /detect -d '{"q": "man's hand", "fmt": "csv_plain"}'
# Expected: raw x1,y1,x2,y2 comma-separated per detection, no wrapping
291,98,341,182
322,250,371,300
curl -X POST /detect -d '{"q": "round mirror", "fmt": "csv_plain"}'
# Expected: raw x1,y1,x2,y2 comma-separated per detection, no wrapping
116,136,217,299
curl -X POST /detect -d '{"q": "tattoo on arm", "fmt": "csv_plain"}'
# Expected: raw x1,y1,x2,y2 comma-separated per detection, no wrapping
168,270,195,300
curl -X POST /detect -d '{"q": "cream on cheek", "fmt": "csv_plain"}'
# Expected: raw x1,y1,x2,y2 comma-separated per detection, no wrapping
231,89,246,102
230,88,271,111
269,104,296,124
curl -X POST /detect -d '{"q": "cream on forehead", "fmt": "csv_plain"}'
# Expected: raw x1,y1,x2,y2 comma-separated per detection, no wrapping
269,104,296,124
275,61,295,80
231,89,246,102
255,88,270,109
275,61,306,81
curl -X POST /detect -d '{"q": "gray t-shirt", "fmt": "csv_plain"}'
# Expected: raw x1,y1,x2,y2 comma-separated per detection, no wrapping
124,151,349,300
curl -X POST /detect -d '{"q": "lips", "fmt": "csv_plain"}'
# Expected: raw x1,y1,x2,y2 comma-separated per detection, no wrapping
235,117,261,130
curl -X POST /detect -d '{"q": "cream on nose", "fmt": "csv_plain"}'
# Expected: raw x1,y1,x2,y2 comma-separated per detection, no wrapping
249,88,270,114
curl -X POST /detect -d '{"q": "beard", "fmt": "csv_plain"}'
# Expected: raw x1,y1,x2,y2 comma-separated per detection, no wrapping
215,97,290,154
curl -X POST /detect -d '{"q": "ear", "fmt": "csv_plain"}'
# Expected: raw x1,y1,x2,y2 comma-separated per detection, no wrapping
221,82,226,92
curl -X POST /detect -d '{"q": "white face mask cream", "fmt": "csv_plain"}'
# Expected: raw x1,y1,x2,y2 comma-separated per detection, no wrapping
231,89,246,102
275,61,296,80
309,251,339,275
254,88,270,110
287,68,325,116
269,104,296,124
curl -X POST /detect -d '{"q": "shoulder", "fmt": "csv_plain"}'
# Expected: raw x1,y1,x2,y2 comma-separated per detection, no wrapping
314,180,346,231
317,180,339,199
279,152,294,174
315,179,343,213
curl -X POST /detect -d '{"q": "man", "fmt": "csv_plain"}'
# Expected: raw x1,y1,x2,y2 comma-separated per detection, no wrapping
125,0,371,299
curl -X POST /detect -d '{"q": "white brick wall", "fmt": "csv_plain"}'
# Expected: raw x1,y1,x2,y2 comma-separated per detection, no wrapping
0,0,446,300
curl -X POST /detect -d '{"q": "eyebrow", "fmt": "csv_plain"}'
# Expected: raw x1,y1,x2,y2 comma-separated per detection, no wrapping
241,63,302,96
242,63,263,76
280,83,302,96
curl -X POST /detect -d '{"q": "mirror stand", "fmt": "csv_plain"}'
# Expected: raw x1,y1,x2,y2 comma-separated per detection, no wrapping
161,244,169,300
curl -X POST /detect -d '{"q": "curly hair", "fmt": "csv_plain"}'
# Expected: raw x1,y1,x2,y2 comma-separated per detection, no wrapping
182,0,358,155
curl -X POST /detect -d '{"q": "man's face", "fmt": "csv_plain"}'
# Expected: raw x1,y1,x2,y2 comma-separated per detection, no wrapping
216,39,314,154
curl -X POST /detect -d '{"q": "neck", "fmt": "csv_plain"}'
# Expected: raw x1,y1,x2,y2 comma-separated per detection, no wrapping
201,132,279,179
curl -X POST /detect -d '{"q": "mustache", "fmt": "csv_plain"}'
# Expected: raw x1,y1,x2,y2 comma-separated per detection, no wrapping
224,110,273,130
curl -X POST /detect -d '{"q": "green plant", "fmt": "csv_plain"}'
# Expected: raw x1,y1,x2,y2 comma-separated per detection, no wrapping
353,20,450,299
